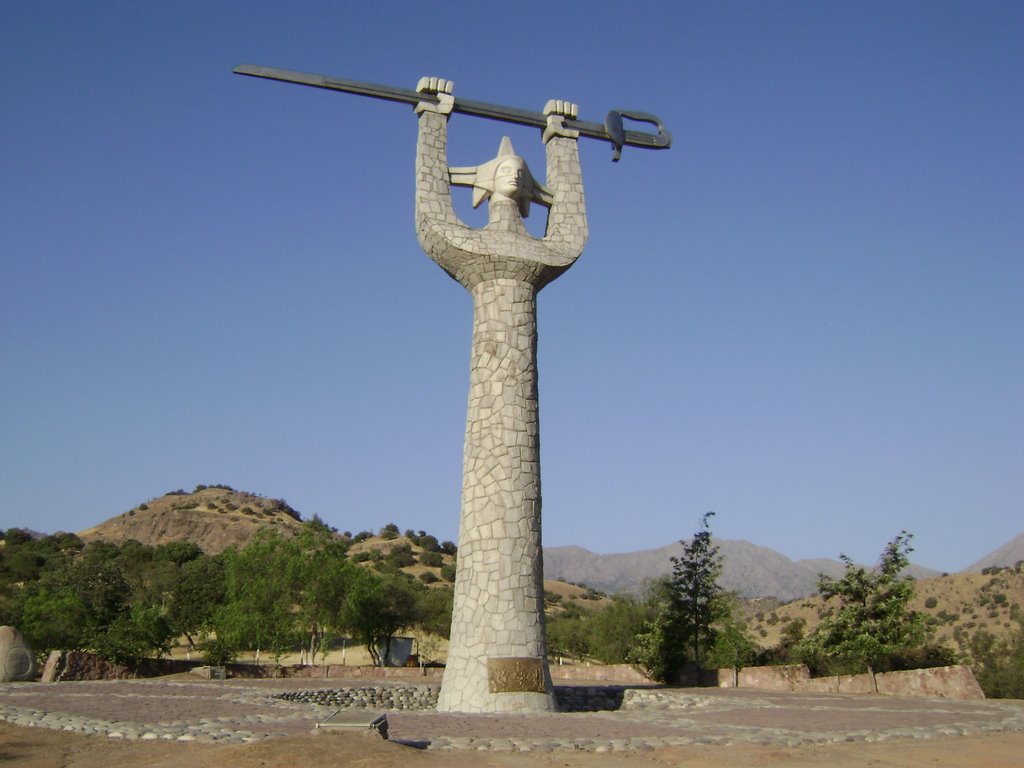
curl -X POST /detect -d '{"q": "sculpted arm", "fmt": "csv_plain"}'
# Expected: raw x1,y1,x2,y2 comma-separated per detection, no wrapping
541,100,588,257
414,77,465,263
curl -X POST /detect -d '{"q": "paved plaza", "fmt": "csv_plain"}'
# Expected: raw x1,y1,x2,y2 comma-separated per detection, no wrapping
2,678,1023,753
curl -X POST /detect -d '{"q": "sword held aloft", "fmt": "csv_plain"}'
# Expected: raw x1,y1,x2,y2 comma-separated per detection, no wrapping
233,64,671,162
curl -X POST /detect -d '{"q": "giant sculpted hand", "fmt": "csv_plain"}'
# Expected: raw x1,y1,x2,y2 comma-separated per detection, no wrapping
542,99,580,143
415,76,454,116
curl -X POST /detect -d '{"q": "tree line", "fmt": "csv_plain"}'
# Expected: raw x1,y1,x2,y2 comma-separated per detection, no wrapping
3,516,1021,697
0,521,451,668
548,515,1024,696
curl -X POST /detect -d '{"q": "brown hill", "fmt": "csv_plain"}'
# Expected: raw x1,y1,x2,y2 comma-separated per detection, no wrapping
73,492,598,612
77,486,304,554
746,564,1024,654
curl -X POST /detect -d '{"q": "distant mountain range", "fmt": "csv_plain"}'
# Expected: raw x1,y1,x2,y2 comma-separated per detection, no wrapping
965,531,1024,573
543,540,944,602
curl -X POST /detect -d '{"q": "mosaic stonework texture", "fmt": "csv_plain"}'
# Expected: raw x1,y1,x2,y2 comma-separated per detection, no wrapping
414,81,587,713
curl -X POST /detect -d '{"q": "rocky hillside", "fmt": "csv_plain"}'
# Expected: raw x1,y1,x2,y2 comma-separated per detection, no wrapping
747,564,1024,652
966,531,1024,573
543,541,941,602
76,486,304,554
71,492,606,612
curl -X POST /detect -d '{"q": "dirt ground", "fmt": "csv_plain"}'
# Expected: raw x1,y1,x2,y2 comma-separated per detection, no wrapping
2,723,1024,768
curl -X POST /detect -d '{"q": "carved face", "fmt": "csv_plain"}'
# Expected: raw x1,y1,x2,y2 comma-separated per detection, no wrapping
492,157,528,201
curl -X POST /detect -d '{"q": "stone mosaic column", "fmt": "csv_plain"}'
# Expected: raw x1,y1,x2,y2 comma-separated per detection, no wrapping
414,78,587,712
441,277,551,712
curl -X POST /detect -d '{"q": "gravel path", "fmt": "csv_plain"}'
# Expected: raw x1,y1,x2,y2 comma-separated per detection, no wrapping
2,678,1023,753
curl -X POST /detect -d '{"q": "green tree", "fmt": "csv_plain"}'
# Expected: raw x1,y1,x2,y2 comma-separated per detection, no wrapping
344,570,422,665
667,511,725,669
630,512,726,681
72,548,134,632
547,612,591,661
627,594,679,683
416,586,454,639
153,540,203,566
803,531,926,689
14,541,174,664
216,531,302,665
17,580,90,652
586,596,652,665
91,603,174,666
167,554,227,651
290,524,357,663
703,594,757,671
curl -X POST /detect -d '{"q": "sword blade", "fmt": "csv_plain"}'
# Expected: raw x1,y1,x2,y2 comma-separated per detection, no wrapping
233,65,671,153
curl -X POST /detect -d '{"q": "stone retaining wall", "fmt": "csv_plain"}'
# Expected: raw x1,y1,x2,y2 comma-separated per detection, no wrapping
549,664,652,684
34,651,983,701
272,684,631,713
714,663,984,700
41,651,201,682
267,664,444,680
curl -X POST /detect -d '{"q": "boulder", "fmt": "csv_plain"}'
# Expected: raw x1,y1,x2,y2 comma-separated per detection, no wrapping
0,626,37,682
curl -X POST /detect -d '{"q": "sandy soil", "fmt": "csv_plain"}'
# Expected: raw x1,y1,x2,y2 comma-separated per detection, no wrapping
3,723,1024,768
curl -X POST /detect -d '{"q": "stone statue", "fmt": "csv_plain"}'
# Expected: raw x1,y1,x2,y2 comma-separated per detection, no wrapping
233,63,669,714
415,77,587,712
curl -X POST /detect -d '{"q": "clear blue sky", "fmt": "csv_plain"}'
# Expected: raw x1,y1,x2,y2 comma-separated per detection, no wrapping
2,1,1021,573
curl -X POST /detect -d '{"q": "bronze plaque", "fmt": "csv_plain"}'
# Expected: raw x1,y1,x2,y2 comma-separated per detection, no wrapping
487,657,546,693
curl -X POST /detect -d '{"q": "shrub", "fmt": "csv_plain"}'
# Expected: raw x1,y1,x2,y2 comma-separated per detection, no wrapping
440,563,456,582
414,533,441,552
3,528,33,546
419,572,439,584
970,627,1024,698
419,551,444,568
201,636,238,666
924,596,938,609
386,544,416,568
